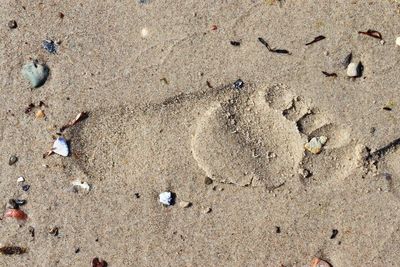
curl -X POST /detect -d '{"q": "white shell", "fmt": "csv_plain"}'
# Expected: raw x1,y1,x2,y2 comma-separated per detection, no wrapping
396,37,400,47
71,179,91,191
17,176,25,183
52,137,69,156
347,62,359,77
159,192,173,206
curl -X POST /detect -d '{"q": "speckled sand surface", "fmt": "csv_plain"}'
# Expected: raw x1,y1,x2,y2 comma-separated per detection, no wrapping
1,1,400,266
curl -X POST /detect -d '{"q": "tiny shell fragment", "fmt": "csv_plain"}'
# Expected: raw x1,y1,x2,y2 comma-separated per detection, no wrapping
396,37,400,47
71,179,91,191
304,136,328,154
347,62,362,77
35,109,45,119
311,257,332,267
179,201,191,208
4,209,27,220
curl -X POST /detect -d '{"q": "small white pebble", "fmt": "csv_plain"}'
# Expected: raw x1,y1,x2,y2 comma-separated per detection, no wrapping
141,28,149,38
17,176,25,183
346,62,360,77
396,37,400,47
380,39,385,45
159,191,173,206
71,179,91,191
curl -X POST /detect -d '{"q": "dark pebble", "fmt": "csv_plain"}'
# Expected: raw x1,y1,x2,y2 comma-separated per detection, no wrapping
8,199,19,209
49,227,59,236
8,155,18,165
330,229,339,239
233,79,244,89
42,40,57,54
275,226,281,233
92,257,108,267
28,226,35,237
204,177,213,185
230,41,241,46
75,248,80,253
134,193,140,199
22,184,30,192
8,20,17,29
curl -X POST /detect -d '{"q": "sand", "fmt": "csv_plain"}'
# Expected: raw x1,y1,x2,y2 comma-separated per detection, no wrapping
1,0,400,266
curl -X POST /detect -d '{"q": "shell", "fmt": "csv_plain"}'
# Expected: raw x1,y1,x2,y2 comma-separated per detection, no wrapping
52,137,69,157
4,209,27,220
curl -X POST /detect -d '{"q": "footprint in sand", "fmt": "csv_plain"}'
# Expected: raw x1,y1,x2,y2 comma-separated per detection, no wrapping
67,82,355,190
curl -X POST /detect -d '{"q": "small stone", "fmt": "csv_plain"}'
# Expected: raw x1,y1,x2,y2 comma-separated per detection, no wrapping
202,207,212,214
159,191,174,206
311,257,332,267
92,257,108,267
298,168,312,178
346,62,362,77
304,136,328,154
179,201,191,208
35,109,45,119
8,155,18,165
22,184,30,192
396,37,400,47
133,193,140,198
17,176,25,183
204,177,213,185
8,20,17,29
71,179,91,191
22,61,49,88
42,40,57,54
141,28,149,38
233,79,244,89
48,227,59,236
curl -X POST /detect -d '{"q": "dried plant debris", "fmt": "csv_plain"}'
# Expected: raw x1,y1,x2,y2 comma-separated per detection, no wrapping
230,41,241,46
383,100,396,111
330,229,339,239
305,35,326,46
358,29,382,40
342,52,352,68
258,37,290,54
24,103,35,114
311,258,332,267
92,257,108,267
322,71,337,77
0,246,26,255
59,112,89,132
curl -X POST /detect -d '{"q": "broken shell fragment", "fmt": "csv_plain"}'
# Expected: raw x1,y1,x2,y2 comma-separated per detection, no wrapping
21,61,49,88
35,110,45,119
4,209,27,220
396,37,400,47
51,137,69,157
304,136,328,154
159,192,174,206
311,257,332,267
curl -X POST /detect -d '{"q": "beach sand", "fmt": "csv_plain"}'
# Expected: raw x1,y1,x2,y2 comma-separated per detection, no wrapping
1,0,400,266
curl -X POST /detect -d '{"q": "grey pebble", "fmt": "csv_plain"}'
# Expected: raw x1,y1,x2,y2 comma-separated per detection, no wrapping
22,61,49,88
204,177,213,185
8,20,17,29
8,155,18,165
